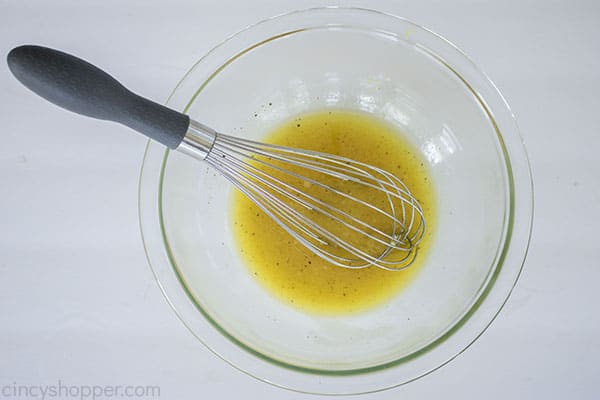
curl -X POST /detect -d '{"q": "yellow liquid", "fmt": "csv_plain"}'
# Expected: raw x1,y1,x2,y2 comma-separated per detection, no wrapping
231,110,436,315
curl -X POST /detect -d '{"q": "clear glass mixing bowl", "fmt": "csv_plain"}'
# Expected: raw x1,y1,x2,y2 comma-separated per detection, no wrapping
138,7,533,394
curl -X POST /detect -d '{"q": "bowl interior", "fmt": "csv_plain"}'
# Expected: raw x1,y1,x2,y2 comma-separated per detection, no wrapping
158,25,508,371
139,7,533,394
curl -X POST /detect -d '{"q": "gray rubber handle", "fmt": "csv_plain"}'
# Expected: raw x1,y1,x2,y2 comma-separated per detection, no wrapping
7,45,189,149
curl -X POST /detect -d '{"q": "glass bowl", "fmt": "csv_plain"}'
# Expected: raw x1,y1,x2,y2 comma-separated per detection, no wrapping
139,7,533,395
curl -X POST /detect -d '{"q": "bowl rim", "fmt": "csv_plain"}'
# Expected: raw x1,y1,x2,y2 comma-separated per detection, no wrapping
138,6,534,394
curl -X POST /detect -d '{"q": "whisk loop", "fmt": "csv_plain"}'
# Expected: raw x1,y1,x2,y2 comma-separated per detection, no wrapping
204,132,426,271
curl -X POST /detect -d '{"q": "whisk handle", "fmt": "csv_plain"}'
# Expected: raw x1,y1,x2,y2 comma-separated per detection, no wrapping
7,45,189,149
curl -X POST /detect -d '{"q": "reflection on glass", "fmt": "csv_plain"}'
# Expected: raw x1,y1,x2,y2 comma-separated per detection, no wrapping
421,124,461,165
382,102,411,126
440,124,461,155
357,94,376,112
326,90,341,105
289,78,310,106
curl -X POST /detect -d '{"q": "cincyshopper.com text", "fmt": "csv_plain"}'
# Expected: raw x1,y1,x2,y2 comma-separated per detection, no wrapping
1,380,160,399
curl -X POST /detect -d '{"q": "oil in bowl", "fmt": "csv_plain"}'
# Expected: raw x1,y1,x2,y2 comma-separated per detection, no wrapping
231,110,436,315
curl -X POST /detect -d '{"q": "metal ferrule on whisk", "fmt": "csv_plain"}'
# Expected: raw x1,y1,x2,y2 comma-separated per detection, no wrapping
177,119,218,160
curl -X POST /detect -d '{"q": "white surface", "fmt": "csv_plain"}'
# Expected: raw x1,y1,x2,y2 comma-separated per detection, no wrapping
1,1,598,399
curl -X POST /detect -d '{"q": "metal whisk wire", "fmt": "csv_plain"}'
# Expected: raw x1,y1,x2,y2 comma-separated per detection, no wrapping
206,132,426,271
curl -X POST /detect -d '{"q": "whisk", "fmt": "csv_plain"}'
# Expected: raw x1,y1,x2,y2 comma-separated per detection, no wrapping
7,45,425,271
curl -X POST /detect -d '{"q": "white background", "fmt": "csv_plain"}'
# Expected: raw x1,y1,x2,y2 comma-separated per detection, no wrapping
1,0,599,399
